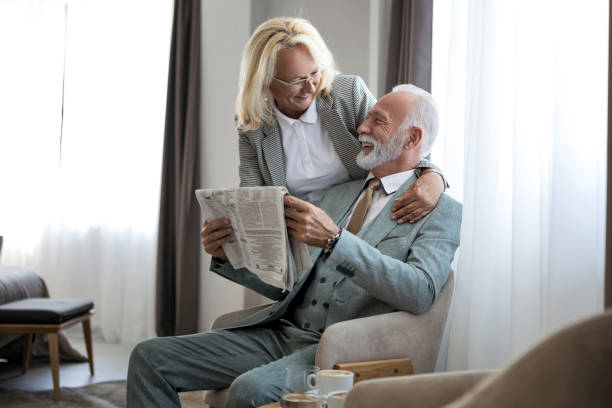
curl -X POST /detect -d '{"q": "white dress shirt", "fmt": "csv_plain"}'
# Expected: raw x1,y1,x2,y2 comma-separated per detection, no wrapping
344,169,415,230
275,102,350,203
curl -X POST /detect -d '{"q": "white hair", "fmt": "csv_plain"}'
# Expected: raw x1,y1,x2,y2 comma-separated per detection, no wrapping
391,84,439,158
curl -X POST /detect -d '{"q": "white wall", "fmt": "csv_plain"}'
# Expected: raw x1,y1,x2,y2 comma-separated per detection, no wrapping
199,0,391,330
250,0,371,86
199,0,252,331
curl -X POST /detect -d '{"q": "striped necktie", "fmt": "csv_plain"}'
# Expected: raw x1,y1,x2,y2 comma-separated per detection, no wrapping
346,178,382,234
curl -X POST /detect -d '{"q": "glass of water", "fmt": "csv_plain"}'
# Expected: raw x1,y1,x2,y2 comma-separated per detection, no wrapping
280,365,321,408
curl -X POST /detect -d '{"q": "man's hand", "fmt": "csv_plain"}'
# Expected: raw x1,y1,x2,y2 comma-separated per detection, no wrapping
200,218,233,260
391,171,444,224
284,195,340,248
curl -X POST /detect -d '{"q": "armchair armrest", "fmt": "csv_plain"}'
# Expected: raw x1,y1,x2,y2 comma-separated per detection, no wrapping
209,303,277,330
316,311,443,373
344,370,496,408
316,270,454,373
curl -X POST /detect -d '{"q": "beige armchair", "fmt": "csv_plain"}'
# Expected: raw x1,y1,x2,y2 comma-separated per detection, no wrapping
204,271,455,408
344,310,612,408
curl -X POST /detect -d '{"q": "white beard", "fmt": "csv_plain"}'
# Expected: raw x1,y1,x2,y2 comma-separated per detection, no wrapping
356,131,405,170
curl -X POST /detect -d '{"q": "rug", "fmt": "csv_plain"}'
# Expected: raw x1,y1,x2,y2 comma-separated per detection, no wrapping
0,380,205,407
0,380,126,407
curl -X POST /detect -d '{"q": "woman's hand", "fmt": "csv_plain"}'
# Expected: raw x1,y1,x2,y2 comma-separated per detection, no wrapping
284,195,340,248
391,171,444,224
200,218,233,260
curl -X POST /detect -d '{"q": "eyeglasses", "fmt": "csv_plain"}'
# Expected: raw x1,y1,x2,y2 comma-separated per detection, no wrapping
273,70,322,90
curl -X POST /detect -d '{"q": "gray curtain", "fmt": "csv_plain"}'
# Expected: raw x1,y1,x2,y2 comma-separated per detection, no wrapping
606,0,611,309
386,0,433,93
156,0,201,337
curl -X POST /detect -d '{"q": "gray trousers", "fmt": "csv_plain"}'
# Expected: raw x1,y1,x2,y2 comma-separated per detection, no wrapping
126,320,320,408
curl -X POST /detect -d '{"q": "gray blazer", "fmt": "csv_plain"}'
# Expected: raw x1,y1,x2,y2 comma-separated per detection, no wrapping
211,174,462,329
238,75,376,188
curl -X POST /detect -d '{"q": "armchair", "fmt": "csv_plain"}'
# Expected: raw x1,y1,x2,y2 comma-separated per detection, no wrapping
343,370,495,408
343,310,612,408
204,271,455,408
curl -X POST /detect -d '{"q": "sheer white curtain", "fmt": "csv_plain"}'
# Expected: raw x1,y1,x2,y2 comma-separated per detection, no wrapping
0,0,173,343
431,0,608,369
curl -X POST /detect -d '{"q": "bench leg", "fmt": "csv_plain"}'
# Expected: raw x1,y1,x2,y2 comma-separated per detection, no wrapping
22,333,33,374
48,333,60,401
82,318,94,376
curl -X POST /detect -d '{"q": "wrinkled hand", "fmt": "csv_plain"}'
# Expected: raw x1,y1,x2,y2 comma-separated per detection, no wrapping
392,171,444,223
284,195,340,248
200,218,233,260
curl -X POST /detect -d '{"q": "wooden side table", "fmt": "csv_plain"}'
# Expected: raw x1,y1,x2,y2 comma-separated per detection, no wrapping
257,357,413,407
334,357,413,383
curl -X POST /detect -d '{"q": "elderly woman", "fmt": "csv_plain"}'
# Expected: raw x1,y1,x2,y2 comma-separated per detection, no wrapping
235,17,445,223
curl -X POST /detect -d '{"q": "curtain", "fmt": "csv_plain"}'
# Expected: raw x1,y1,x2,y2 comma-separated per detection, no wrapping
386,0,433,93
0,0,173,343
607,0,612,310
432,0,607,370
156,0,201,337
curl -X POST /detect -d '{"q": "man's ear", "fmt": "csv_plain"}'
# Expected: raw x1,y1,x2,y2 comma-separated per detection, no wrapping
404,127,423,149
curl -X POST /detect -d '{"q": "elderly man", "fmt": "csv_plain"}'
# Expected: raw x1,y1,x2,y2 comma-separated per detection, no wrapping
126,85,462,407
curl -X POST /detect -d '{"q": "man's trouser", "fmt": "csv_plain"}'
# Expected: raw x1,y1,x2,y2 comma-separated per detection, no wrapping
126,320,320,408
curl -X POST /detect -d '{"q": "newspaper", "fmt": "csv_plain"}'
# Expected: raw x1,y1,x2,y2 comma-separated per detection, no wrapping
195,186,312,291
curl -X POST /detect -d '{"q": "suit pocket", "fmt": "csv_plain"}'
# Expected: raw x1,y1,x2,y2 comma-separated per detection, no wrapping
379,235,406,242
375,237,411,261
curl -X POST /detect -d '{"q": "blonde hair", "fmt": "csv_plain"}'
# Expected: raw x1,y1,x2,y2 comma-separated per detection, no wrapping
235,17,338,131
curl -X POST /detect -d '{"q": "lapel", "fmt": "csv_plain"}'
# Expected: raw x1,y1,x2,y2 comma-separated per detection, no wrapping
316,97,365,179
261,120,287,187
326,178,366,224
307,179,367,264
358,174,417,247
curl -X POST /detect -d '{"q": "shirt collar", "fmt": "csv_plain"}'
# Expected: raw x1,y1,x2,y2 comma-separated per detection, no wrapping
299,99,318,123
274,100,318,127
365,169,415,195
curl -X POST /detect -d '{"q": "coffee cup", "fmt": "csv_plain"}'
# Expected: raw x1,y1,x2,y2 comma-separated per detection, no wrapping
312,369,353,397
327,391,348,408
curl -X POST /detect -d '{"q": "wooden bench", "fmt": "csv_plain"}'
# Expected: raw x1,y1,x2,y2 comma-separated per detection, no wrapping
0,297,95,400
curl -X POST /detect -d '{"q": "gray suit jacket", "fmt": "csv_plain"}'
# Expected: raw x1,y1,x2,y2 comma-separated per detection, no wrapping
238,75,375,188
211,175,462,329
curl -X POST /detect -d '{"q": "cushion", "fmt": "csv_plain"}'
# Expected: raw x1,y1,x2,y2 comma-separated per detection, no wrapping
0,297,94,324
0,266,50,305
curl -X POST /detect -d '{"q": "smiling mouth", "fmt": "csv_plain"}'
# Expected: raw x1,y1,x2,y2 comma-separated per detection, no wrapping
361,142,373,153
